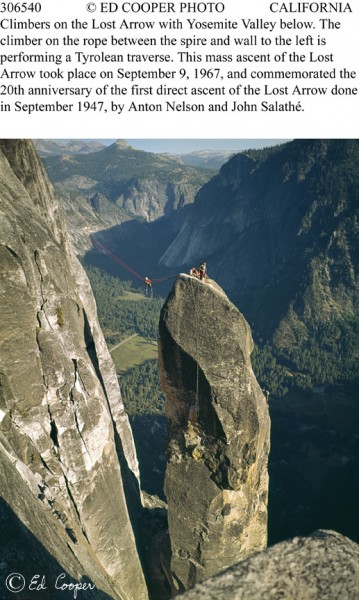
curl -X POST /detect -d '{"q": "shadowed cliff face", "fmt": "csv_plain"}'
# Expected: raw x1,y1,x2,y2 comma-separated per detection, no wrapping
0,140,148,600
160,140,359,346
158,275,270,593
41,140,212,254
179,530,359,600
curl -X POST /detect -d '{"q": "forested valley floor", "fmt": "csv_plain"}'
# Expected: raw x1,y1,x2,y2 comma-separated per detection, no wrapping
84,265,359,547
85,264,359,413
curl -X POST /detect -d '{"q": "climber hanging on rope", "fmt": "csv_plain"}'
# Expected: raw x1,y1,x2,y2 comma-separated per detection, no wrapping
144,276,152,296
199,262,207,281
92,238,178,285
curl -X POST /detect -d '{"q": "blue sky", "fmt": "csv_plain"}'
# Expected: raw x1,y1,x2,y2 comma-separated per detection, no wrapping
101,139,289,153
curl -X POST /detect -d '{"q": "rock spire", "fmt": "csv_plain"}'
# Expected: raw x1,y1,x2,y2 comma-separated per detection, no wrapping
158,274,270,593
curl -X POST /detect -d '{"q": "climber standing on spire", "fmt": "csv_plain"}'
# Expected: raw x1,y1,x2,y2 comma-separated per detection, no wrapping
199,262,207,281
144,276,152,296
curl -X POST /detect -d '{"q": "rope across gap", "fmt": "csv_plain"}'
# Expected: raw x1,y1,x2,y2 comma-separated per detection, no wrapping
94,238,202,415
92,238,178,284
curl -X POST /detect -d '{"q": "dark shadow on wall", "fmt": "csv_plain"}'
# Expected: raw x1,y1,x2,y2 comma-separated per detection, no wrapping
129,416,171,600
268,388,359,547
84,212,191,298
0,498,113,600
130,415,168,500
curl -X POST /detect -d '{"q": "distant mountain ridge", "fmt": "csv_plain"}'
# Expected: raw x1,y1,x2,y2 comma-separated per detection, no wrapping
84,139,359,393
37,138,359,391
166,149,235,170
160,139,359,391
34,139,107,156
41,140,214,253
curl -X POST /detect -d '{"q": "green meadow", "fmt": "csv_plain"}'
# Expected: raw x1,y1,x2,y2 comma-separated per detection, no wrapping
111,335,158,374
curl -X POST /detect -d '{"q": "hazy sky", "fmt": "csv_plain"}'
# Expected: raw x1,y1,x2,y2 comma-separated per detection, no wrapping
101,139,290,153
54,139,290,153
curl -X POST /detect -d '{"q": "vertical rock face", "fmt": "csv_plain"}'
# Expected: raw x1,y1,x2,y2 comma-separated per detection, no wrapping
0,141,147,600
158,275,270,593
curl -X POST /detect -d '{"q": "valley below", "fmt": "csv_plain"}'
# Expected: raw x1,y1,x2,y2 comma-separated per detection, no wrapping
76,137,359,565
1,138,358,600
83,264,359,548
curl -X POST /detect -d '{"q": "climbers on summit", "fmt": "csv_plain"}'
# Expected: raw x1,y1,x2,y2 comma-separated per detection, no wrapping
190,262,208,281
199,262,207,281
144,276,152,296
190,267,200,278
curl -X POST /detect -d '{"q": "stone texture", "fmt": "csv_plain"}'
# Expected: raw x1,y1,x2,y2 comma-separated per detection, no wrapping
180,530,359,600
0,140,147,600
158,274,270,593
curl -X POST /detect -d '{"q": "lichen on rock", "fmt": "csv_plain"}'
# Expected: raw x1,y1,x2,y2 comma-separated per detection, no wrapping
158,274,270,593
179,530,359,600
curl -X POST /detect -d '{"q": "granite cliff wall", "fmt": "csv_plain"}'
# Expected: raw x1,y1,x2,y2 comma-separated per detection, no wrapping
0,140,147,600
